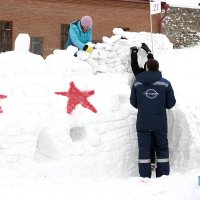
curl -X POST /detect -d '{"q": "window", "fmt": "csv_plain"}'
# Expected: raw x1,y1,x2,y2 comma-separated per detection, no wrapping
0,21,12,52
60,24,70,49
30,37,43,56
122,27,130,31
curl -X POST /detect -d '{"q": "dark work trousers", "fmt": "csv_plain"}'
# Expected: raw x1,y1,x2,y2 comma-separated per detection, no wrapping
150,134,156,164
137,130,170,178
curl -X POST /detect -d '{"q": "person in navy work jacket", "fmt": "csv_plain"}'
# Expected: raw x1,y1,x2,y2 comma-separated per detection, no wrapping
130,43,156,170
130,58,176,178
65,15,93,53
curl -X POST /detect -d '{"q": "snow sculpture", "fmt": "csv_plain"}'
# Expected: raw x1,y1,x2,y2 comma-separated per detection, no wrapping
14,33,30,52
0,30,198,179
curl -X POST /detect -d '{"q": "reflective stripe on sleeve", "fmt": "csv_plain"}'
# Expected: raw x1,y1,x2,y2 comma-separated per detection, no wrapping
134,82,143,87
157,158,169,163
152,81,169,87
138,159,151,164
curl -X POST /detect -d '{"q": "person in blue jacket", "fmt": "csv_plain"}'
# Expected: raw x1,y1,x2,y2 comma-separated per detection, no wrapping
130,58,176,178
65,15,93,53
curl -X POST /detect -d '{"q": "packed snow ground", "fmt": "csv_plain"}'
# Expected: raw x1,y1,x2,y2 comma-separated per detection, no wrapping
0,22,200,200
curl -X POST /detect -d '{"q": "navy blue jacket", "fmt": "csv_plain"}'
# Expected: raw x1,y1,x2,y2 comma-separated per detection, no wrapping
130,71,176,131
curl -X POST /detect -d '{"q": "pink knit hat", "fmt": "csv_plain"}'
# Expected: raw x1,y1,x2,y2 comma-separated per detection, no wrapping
81,16,93,27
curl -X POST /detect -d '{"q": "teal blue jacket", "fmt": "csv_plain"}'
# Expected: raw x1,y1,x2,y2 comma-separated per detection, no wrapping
65,20,92,50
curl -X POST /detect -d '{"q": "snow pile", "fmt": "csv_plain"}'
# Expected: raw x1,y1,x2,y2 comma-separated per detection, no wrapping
87,28,173,73
45,45,94,76
157,46,200,171
0,33,136,177
0,31,200,180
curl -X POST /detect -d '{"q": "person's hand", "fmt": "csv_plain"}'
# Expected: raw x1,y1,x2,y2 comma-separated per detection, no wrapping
86,46,94,53
130,46,138,54
84,45,94,53
147,53,154,59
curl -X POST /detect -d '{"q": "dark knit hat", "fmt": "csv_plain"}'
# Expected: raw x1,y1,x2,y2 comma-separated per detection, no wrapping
146,59,159,71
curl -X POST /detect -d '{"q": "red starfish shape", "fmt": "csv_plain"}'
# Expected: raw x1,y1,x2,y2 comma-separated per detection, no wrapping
0,94,7,113
55,81,97,114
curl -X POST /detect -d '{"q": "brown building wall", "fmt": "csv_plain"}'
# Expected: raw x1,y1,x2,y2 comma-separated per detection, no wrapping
0,0,160,57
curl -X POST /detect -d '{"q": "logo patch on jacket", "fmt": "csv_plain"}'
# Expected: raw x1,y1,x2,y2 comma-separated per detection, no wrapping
143,89,159,99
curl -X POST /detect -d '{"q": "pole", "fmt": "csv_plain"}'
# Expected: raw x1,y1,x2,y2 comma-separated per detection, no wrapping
149,0,154,53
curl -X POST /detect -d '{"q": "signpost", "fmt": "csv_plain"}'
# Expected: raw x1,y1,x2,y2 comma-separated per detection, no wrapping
149,0,161,52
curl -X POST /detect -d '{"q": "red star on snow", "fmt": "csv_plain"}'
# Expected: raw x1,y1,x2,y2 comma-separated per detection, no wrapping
0,94,7,113
55,81,97,114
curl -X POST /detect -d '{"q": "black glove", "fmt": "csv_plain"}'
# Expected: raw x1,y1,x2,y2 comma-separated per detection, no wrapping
141,43,151,54
130,46,138,54
83,45,88,50
147,53,154,60
83,45,94,53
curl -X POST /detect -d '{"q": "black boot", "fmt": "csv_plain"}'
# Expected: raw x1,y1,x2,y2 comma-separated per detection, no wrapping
147,53,154,59
141,43,151,53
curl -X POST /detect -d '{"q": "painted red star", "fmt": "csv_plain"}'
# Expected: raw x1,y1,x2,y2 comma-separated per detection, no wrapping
0,94,7,113
55,81,97,114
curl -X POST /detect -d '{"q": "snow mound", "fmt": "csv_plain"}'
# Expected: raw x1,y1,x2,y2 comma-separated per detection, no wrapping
0,32,200,179
87,28,173,74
